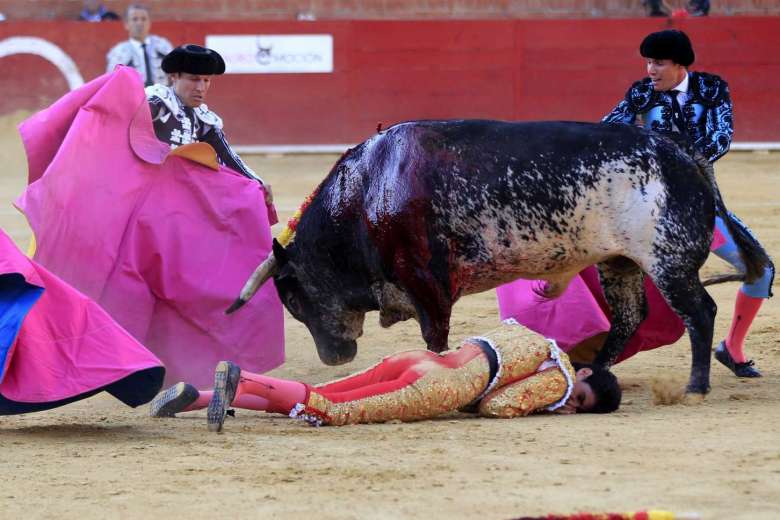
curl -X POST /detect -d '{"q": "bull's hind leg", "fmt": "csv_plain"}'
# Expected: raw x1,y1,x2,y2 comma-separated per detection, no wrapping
651,268,717,394
593,257,647,367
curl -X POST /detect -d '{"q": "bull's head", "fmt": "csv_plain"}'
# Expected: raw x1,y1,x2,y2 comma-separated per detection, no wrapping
227,239,365,366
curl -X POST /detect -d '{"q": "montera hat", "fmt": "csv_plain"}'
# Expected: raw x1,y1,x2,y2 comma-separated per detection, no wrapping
640,30,695,67
162,44,226,75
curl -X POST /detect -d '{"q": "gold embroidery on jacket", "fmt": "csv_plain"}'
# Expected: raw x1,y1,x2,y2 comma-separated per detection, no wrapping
478,323,554,387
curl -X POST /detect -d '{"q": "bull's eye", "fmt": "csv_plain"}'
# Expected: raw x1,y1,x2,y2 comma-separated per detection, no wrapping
286,295,303,315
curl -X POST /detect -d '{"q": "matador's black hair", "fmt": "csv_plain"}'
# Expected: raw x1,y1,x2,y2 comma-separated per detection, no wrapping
572,362,622,414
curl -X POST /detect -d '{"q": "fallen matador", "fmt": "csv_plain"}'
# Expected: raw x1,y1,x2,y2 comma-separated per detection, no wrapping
150,322,622,431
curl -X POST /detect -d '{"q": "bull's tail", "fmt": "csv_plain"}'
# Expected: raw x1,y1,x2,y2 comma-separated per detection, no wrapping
695,154,772,284
701,272,746,287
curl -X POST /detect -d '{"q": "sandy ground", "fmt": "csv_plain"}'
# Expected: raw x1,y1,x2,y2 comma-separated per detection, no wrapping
0,112,779,519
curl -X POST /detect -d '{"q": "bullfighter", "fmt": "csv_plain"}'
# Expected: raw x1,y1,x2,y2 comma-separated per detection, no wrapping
147,43,275,216
603,29,773,377
150,322,622,430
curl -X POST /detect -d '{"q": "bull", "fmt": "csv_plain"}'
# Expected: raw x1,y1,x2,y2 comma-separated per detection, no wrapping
229,120,770,394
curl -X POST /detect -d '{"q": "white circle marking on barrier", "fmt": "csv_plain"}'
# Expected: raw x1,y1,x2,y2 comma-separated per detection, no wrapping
0,36,84,90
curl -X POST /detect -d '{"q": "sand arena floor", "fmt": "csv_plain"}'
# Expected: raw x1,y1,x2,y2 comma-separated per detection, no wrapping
0,112,779,519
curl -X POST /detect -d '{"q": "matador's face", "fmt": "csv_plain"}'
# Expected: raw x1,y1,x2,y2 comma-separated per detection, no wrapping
645,58,687,92
558,367,598,414
171,73,213,108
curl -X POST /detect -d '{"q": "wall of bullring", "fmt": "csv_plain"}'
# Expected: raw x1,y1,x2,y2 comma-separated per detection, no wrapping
1,17,777,145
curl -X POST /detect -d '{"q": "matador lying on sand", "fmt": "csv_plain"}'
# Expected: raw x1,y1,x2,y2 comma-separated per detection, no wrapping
151,322,622,431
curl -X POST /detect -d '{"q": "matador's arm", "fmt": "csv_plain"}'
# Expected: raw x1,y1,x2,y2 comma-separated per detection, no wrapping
478,369,568,418
698,79,733,162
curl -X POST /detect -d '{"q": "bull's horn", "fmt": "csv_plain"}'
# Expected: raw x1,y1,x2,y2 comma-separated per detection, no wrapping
225,253,278,314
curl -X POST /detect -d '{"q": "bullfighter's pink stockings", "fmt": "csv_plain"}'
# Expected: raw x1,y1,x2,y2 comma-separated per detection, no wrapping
232,373,307,414
183,391,272,412
725,291,763,363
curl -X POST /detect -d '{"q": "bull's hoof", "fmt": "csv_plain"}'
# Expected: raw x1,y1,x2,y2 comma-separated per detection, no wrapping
682,393,707,406
685,381,711,396
686,372,711,396
685,385,710,393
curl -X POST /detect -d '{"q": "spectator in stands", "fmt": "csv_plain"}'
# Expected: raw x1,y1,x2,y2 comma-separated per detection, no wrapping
146,44,274,209
643,0,670,16
78,0,119,21
106,4,172,87
688,0,710,15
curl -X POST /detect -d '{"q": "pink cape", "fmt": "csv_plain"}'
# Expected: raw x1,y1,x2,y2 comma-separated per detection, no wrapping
0,228,163,409
15,67,284,387
496,266,685,364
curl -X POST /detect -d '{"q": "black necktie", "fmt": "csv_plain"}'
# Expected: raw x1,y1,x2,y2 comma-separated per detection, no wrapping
141,42,153,87
670,90,686,134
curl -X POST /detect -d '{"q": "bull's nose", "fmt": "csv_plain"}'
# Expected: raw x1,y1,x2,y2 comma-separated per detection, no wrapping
316,340,357,366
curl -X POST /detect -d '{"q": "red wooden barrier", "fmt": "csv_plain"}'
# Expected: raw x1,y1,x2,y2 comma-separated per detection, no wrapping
1,18,778,145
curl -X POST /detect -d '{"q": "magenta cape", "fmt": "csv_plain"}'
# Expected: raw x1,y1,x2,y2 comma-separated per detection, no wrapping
0,229,163,413
496,267,685,364
15,67,284,387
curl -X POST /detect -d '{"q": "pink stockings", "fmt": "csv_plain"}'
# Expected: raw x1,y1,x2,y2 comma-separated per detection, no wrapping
183,391,273,413
725,291,763,363
182,375,304,414
233,373,307,414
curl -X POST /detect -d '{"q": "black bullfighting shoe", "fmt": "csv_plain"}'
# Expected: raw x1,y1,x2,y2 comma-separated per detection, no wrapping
715,341,762,378
150,382,199,417
207,361,241,433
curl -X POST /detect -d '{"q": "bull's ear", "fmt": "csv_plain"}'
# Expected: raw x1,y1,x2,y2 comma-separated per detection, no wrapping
272,238,289,265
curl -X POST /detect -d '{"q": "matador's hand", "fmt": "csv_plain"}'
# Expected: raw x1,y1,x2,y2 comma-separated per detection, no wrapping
551,401,577,414
264,183,274,205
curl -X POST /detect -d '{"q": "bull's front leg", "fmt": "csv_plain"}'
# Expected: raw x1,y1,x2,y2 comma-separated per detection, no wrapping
399,271,453,353
416,300,452,353
403,269,453,352
389,239,455,353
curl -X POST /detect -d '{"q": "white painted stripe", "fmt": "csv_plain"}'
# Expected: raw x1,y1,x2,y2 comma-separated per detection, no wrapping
0,36,84,90
730,142,780,151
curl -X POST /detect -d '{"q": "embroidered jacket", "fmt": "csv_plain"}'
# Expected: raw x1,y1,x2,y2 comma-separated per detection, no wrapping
107,36,173,87
145,84,263,183
474,323,575,418
603,72,733,162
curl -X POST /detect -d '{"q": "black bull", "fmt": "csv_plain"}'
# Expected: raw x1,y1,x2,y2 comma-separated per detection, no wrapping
230,120,770,394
